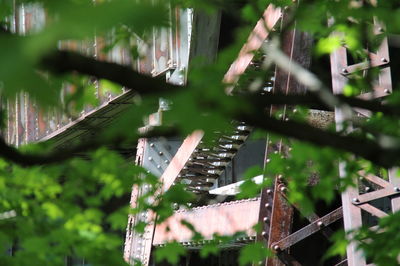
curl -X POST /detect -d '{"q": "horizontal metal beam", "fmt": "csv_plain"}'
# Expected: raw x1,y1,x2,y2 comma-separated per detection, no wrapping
153,198,261,244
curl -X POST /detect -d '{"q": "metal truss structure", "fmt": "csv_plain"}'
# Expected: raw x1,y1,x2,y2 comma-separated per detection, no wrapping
8,3,398,266
123,5,400,266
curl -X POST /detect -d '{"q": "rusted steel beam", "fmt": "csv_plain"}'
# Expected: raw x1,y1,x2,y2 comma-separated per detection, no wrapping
331,20,394,266
124,132,203,265
142,131,204,265
354,187,400,205
265,178,294,266
153,198,261,244
258,11,313,266
271,207,343,251
224,5,281,85
124,138,147,263
160,130,204,190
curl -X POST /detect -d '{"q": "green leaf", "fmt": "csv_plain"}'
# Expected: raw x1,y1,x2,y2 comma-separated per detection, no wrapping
238,242,271,266
154,241,186,264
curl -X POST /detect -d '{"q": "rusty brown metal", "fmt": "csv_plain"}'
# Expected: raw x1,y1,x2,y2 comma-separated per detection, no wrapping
258,12,313,266
153,198,261,244
330,19,395,266
265,177,294,266
271,207,343,251
224,5,281,86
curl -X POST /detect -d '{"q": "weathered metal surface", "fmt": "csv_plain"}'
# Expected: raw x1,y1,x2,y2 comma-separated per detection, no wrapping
257,13,314,265
6,5,191,146
161,130,204,191
331,19,394,265
153,198,261,244
224,5,281,85
189,10,221,65
265,177,294,266
176,123,252,194
271,207,343,251
124,132,203,266
143,139,182,177
124,138,147,263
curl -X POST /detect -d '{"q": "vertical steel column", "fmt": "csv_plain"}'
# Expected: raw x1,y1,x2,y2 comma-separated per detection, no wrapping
258,14,313,264
330,23,395,266
124,132,203,265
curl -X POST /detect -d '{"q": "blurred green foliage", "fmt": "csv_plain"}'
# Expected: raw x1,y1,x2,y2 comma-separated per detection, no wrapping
1,0,400,265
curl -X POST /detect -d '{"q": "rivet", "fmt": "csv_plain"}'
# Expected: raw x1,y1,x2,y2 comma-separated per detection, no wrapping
352,198,359,203
285,117,289,121
273,245,280,251
394,187,400,192
158,151,163,156
280,186,287,193
265,203,270,208
317,221,323,227
261,231,267,236
148,157,153,161
156,165,161,169
164,160,169,163
266,189,273,195
263,217,269,222
381,57,387,62
150,143,154,147
277,174,283,181
342,68,348,74
365,186,370,192
384,89,390,94
266,159,271,163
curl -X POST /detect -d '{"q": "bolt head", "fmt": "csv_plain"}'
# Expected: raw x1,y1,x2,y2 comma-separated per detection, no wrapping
352,198,359,203
148,156,153,161
150,143,154,147
342,68,348,73
261,231,267,236
280,186,287,192
394,187,400,192
317,221,323,227
381,57,387,62
266,189,273,195
263,216,269,222
265,203,270,208
273,245,280,251
158,151,163,156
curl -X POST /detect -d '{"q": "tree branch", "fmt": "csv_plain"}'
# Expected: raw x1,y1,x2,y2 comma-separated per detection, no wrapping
244,93,400,117
40,50,182,95
0,127,177,166
237,109,400,168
